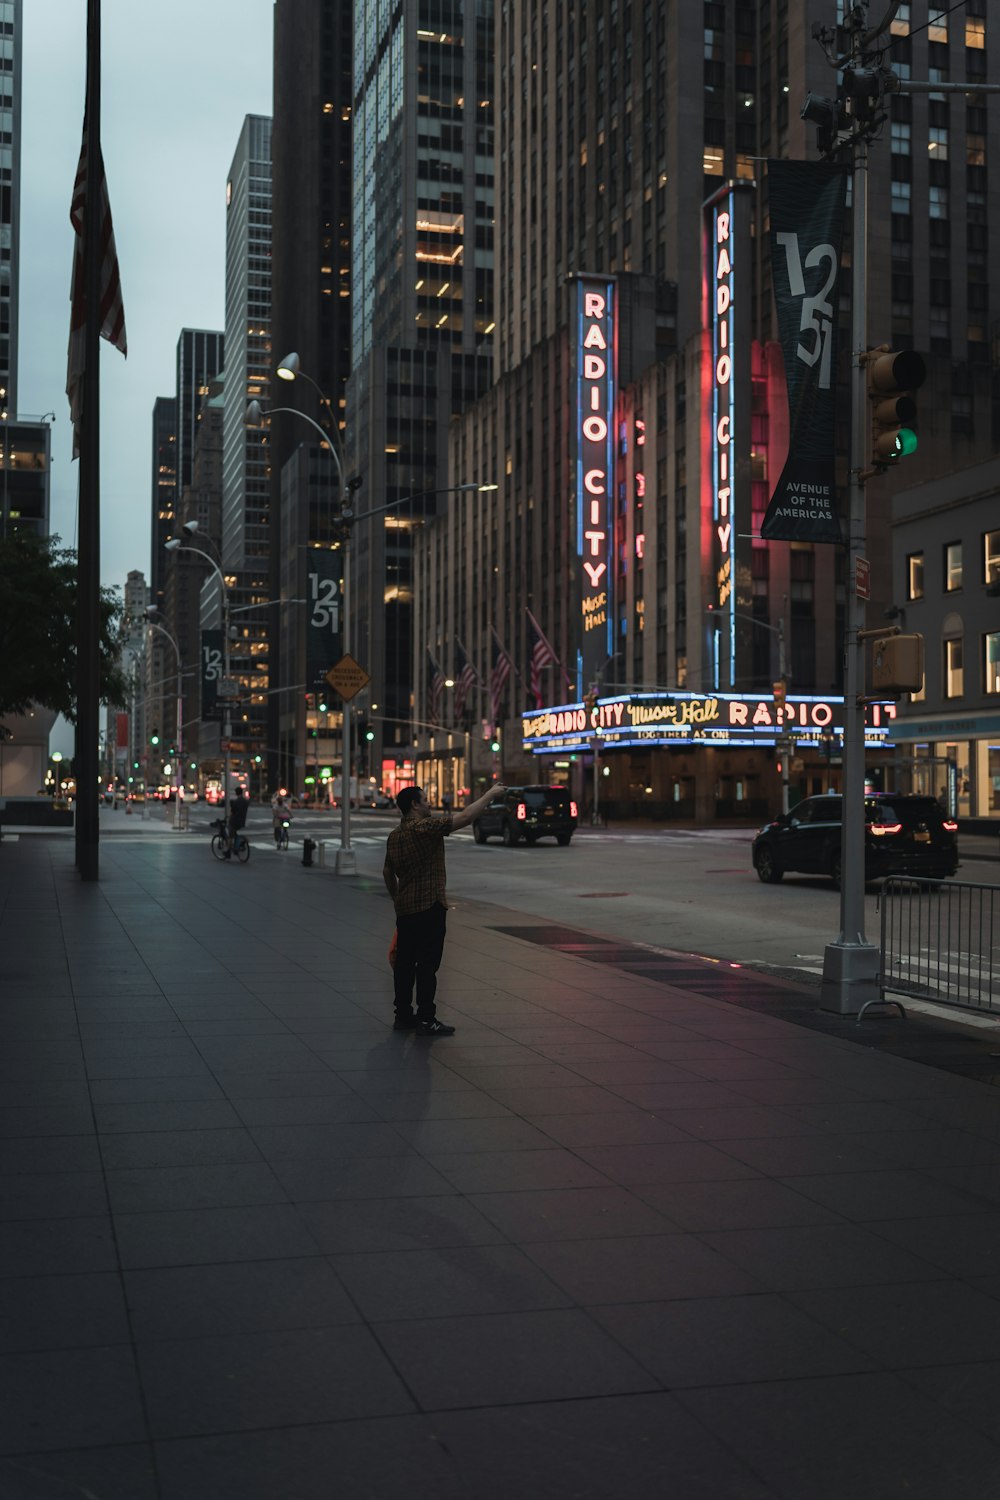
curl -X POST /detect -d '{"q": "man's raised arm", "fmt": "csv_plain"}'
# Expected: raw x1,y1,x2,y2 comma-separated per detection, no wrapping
450,784,507,832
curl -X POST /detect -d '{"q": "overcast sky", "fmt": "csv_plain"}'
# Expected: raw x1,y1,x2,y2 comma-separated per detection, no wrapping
19,0,274,591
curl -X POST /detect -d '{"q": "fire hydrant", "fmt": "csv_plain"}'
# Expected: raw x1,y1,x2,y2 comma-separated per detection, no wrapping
302,838,317,867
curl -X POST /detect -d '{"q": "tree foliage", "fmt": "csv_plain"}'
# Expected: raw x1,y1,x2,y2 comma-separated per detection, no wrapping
0,533,127,732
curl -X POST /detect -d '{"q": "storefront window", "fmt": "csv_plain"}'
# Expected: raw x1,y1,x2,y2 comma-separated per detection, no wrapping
986,633,1000,695
907,552,924,599
944,542,963,591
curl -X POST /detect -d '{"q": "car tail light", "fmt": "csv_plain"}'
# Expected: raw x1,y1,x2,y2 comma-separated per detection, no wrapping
570,800,578,819
942,820,958,832
868,822,903,836
516,802,526,820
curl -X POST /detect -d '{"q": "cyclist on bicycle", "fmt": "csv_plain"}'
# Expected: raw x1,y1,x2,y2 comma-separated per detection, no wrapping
226,786,249,859
271,787,292,846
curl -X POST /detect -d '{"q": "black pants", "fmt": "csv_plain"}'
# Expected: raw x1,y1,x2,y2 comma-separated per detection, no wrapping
394,903,447,1021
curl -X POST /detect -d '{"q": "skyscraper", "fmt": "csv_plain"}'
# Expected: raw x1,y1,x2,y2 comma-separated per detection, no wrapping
415,0,1000,819
0,0,21,412
346,0,494,776
148,396,176,613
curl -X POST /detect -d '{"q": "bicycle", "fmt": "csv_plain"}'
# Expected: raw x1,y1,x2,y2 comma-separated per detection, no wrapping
210,818,250,863
274,818,291,851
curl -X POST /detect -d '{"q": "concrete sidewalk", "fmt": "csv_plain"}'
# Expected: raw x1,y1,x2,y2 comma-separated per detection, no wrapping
2,836,1000,1498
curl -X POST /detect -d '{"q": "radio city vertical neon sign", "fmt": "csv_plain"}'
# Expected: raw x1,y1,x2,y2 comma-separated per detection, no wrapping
576,277,616,684
710,193,737,684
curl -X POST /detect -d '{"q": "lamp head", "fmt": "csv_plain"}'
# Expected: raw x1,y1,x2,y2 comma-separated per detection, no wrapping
245,399,264,424
182,520,200,538
276,352,300,381
164,537,182,553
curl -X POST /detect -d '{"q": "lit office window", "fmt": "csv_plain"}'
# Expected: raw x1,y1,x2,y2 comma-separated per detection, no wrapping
985,634,1000,695
944,636,964,698
907,552,924,599
945,542,963,591
985,530,1000,586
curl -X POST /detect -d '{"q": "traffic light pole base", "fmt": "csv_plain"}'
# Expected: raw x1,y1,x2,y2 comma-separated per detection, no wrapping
335,847,357,876
820,941,880,1015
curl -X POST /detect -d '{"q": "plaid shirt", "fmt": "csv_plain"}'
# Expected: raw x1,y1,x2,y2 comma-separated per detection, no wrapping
385,814,453,915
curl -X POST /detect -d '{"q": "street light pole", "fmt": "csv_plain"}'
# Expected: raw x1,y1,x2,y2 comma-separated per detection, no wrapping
145,613,184,829
164,536,232,807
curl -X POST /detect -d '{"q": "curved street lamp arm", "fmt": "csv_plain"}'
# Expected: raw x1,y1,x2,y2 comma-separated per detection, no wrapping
249,403,345,492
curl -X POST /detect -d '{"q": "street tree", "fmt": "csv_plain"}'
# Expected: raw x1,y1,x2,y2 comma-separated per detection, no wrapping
0,532,127,734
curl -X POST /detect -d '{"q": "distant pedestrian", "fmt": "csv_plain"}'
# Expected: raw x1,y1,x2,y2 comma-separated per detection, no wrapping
383,782,506,1036
442,791,452,813
271,787,292,845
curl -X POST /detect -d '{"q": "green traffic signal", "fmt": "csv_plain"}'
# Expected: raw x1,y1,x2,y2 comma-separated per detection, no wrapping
150,733,160,746
490,739,501,753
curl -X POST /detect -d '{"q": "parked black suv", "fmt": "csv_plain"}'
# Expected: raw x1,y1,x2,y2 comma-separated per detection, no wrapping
472,785,578,847
752,793,959,886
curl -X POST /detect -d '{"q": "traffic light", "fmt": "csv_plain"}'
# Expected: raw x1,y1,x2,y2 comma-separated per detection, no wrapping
772,679,787,706
365,727,375,743
867,347,927,471
801,92,848,158
490,735,501,753
583,689,598,712
149,731,160,747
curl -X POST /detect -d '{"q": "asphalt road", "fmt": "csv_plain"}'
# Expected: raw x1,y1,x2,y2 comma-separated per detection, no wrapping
197,804,999,984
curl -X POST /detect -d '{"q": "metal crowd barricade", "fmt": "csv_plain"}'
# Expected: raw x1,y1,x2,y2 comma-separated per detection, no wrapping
878,877,999,1016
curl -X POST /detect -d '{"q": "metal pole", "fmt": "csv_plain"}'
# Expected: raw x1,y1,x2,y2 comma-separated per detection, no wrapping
779,616,790,816
223,589,232,805
336,532,356,873
174,657,183,829
821,137,880,1013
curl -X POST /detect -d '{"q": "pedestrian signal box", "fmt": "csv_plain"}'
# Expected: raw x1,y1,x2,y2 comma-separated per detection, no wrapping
870,634,924,697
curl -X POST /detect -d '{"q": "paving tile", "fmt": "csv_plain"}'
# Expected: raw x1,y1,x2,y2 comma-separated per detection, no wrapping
231,1093,382,1127
0,1346,146,1454
0,1105,95,1138
899,1361,1000,1445
211,1070,348,1100
575,1140,758,1186
469,1185,677,1242
398,1116,557,1155
331,1242,570,1320
0,1169,108,1221
154,1418,463,1500
634,1176,854,1232
0,1273,130,1354
125,1257,360,1341
369,1090,513,1122
782,1168,995,1222
88,1076,227,1104
113,1204,320,1269
592,1293,876,1386
523,1111,693,1148
468,1085,637,1115
373,1308,655,1409
105,1162,288,1213
927,1163,1000,1206
138,1324,414,1438
700,1222,946,1292
93,1100,243,1134
677,1371,1000,1500
523,1231,763,1303
297,1194,505,1254
603,1080,755,1111
99,1127,263,1170
427,1147,613,1194
0,1215,118,1277
271,1155,458,1202
0,1445,159,1500
710,1132,901,1177
790,1279,1000,1367
865,1210,1000,1277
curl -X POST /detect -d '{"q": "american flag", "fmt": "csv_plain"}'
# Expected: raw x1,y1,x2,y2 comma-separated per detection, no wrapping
427,649,446,726
489,626,511,728
525,608,560,708
67,116,127,458
453,638,478,719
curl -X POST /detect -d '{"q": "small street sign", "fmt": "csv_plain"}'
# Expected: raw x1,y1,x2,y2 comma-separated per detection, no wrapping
217,678,240,699
854,557,871,600
325,653,371,701
219,739,231,751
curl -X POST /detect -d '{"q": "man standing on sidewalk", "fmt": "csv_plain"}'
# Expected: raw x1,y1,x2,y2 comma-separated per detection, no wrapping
383,782,505,1036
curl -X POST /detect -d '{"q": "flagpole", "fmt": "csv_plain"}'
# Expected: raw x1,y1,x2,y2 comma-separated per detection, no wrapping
76,0,102,880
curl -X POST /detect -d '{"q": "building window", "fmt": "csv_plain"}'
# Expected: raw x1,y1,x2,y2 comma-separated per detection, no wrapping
907,552,924,599
985,530,1000,587
928,185,949,218
944,541,963,591
890,180,911,213
985,634,1000,695
966,18,986,48
944,636,963,698
891,121,911,154
927,126,948,159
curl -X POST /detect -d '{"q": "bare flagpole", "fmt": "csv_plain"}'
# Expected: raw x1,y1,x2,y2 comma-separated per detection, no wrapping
76,0,102,880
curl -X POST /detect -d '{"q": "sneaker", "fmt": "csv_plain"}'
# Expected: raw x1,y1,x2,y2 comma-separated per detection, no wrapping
416,1018,455,1037
392,1014,418,1032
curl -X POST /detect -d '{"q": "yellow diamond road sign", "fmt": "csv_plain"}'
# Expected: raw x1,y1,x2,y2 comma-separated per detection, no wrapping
325,654,371,701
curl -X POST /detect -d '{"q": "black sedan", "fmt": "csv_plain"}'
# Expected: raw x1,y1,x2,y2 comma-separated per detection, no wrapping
752,793,959,886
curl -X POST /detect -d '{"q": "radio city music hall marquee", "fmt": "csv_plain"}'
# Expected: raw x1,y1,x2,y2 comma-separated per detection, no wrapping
522,691,897,754
575,275,616,686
